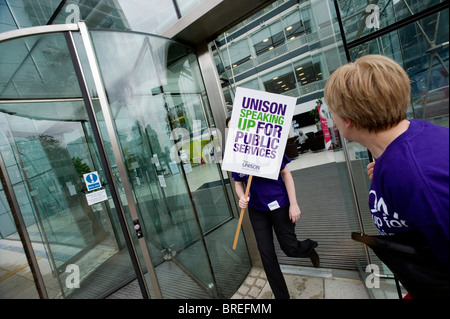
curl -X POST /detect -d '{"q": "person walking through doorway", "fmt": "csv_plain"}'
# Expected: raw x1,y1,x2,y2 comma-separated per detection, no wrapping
227,117,320,299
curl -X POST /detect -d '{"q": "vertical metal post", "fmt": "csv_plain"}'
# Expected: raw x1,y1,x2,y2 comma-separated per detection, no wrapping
0,153,48,299
333,0,351,62
75,22,163,299
333,0,372,266
172,0,182,19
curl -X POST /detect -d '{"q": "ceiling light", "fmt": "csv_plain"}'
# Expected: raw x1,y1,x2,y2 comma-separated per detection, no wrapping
286,26,293,31
263,38,269,42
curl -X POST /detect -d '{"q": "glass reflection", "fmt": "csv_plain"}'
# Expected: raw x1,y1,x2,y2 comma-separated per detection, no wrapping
90,30,248,298
338,0,447,42
0,32,138,299
349,9,449,128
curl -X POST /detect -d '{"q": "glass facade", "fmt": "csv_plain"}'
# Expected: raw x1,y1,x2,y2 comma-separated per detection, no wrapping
212,0,448,298
214,0,346,109
0,0,448,300
0,8,250,299
86,29,249,298
213,0,448,128
347,6,449,128
340,0,447,42
0,0,207,34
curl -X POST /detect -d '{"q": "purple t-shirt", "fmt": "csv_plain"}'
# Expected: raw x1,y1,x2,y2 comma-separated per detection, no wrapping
232,155,291,211
369,119,449,271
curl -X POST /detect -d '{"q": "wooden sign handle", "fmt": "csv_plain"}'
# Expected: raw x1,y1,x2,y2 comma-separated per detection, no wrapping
233,175,253,250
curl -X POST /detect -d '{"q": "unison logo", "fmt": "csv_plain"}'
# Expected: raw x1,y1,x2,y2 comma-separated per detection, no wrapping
242,160,260,172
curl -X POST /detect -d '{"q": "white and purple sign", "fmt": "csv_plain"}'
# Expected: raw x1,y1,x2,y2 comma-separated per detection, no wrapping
222,87,296,180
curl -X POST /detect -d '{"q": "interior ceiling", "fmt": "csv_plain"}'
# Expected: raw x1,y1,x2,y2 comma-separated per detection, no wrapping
162,0,278,46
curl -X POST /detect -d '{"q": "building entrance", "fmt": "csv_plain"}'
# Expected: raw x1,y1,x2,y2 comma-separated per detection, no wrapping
0,24,250,299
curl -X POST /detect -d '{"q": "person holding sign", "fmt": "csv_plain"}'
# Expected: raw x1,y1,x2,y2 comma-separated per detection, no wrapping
226,116,320,300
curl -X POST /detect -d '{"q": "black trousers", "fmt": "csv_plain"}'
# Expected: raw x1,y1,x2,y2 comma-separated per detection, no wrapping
248,205,318,299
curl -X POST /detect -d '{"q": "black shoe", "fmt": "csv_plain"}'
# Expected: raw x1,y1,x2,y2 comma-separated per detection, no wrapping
309,249,320,268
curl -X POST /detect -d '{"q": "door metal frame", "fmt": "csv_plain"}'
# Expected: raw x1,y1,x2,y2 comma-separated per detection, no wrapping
75,22,163,299
0,115,67,298
0,24,163,299
134,35,220,296
64,27,154,299
0,22,252,299
0,153,48,299
0,25,82,300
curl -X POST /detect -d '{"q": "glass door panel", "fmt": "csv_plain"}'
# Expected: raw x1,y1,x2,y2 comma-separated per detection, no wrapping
89,30,221,297
164,93,232,232
0,161,40,299
0,31,139,299
1,25,251,299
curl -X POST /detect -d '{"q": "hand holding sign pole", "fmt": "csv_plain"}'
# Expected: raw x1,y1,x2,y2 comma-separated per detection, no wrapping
232,175,253,250
222,87,297,250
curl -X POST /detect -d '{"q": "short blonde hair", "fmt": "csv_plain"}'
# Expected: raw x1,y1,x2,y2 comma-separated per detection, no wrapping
324,55,411,132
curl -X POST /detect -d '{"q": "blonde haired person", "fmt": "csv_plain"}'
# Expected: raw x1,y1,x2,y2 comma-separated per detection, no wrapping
325,55,449,299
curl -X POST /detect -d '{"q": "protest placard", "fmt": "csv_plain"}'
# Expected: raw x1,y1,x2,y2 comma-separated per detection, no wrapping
222,87,297,179
222,87,297,248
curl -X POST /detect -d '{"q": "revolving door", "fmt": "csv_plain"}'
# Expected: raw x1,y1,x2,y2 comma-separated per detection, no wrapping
0,23,251,299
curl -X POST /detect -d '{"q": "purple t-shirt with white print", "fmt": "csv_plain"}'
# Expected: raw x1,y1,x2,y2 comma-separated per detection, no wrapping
232,154,291,212
369,119,449,271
